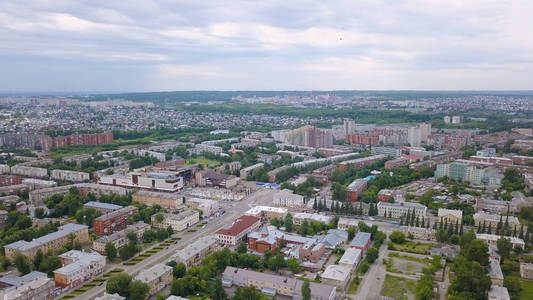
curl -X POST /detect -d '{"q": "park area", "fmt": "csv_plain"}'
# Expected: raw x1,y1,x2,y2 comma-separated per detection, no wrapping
386,253,431,275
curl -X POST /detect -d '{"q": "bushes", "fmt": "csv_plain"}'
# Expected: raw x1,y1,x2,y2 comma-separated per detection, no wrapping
389,231,406,244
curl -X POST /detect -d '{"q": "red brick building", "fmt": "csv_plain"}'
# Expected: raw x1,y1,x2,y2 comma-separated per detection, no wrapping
338,155,385,172
93,206,138,235
384,157,409,170
346,179,367,202
53,133,113,148
0,175,22,187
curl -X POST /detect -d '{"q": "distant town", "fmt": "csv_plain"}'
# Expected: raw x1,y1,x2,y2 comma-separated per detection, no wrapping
0,91,532,300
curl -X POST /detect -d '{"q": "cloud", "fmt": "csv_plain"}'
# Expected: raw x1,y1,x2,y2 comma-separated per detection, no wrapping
0,0,532,91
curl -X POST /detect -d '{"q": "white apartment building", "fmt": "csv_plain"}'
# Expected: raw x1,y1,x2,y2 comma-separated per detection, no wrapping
377,202,427,219
293,213,332,225
239,163,264,179
244,205,288,221
476,233,525,249
170,235,218,267
192,144,223,155
51,169,90,182
10,165,48,177
151,211,199,232
54,251,106,289
272,189,305,208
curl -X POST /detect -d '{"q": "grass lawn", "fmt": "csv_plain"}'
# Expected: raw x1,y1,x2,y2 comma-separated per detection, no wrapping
186,157,221,167
519,279,533,300
347,277,360,294
381,274,417,300
388,241,433,255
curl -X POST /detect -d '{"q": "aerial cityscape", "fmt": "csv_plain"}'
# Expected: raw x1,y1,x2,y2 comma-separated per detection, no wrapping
0,1,533,300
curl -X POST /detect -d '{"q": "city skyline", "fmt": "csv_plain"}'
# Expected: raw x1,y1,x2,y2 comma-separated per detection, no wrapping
1,0,532,92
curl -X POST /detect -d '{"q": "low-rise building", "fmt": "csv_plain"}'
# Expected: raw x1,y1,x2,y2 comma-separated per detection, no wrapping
170,236,218,267
83,201,122,214
377,202,427,219
221,266,336,300
321,265,351,290
93,206,138,235
0,271,55,300
350,232,372,254
346,179,367,202
299,241,326,263
401,226,436,241
152,210,200,232
93,222,150,254
245,205,288,221
339,247,362,271
215,215,261,246
28,185,73,204
132,190,184,210
195,170,240,188
489,257,504,286
133,263,173,297
273,189,305,208
293,213,332,225
476,233,525,249
384,157,409,169
473,211,521,231
21,178,57,190
4,223,89,260
488,285,510,300
438,208,462,224
50,169,90,182
240,163,264,179
95,293,126,300
520,262,533,280
10,165,48,178
185,197,219,217
54,250,106,289
0,174,22,187
337,218,360,230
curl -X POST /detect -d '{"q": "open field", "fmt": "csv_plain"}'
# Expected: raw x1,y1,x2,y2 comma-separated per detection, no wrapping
388,241,434,255
381,274,417,300
520,279,533,300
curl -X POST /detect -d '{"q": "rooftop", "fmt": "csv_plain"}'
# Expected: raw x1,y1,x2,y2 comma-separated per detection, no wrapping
322,265,351,281
350,232,372,248
339,247,362,266
5,223,88,251
84,201,123,211
216,215,260,236
54,250,104,276
134,263,172,283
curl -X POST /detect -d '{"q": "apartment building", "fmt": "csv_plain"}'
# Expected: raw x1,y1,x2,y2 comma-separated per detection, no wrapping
54,250,106,289
192,144,223,155
245,206,288,221
10,166,48,178
93,222,150,254
337,218,360,230
293,213,332,225
401,226,436,241
345,179,367,202
21,178,57,190
338,155,385,171
215,215,261,246
170,235,218,267
273,189,305,208
83,201,122,214
0,174,22,187
28,185,74,204
133,264,173,297
473,211,521,231
132,190,184,210
50,169,90,182
371,146,401,158
0,271,55,300
239,163,264,179
438,208,463,224
377,202,427,219
221,266,336,300
476,233,525,249
185,197,219,217
384,157,410,169
93,206,138,235
151,210,199,232
4,223,89,260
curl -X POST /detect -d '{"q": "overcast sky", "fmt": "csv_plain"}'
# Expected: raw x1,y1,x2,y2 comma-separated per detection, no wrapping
1,0,532,92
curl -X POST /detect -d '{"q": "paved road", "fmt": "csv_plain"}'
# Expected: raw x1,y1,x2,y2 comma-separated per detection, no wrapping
354,242,388,299
70,188,273,300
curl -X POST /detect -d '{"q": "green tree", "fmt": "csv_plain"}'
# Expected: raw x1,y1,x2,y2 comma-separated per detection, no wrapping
106,272,132,298
365,247,379,263
496,237,512,262
209,277,228,300
503,276,521,298
33,249,44,269
302,280,311,300
234,285,264,300
284,213,294,232
347,227,356,240
13,253,31,275
288,257,301,274
105,242,117,260
129,280,150,300
389,231,406,244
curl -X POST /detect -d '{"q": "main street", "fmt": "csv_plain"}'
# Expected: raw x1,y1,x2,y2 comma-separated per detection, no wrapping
71,188,275,300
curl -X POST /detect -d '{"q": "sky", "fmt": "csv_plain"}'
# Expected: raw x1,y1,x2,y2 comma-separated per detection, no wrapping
1,0,532,92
